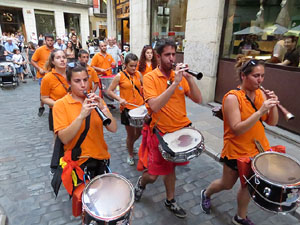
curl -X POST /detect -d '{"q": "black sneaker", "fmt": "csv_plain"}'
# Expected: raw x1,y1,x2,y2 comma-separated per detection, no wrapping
38,106,45,117
232,215,255,225
164,199,187,218
134,176,145,201
200,189,211,214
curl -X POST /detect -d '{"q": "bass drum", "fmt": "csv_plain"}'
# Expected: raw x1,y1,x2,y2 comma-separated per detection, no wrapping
82,173,134,225
247,152,300,213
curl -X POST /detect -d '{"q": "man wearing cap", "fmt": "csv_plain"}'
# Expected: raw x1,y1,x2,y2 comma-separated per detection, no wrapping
4,38,18,60
54,37,66,50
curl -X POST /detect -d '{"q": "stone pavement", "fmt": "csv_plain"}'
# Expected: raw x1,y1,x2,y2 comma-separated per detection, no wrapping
0,79,300,225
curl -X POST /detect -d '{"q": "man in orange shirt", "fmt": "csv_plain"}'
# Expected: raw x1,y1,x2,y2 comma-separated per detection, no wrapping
77,49,99,93
134,39,202,218
91,41,115,76
31,34,54,117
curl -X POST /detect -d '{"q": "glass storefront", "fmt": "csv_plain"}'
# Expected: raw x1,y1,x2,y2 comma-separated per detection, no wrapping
0,7,25,37
64,13,81,39
151,0,187,52
221,0,300,67
115,0,130,49
35,10,55,37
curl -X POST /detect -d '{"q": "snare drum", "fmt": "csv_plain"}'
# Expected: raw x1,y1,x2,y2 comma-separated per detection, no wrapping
82,173,134,225
246,152,300,213
128,105,147,127
158,127,205,163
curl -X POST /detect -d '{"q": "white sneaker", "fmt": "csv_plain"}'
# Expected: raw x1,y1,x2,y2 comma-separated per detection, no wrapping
127,156,135,166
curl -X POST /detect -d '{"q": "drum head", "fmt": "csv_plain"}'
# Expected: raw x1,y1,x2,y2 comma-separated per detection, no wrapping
163,128,202,153
128,105,147,118
82,173,134,221
253,152,300,185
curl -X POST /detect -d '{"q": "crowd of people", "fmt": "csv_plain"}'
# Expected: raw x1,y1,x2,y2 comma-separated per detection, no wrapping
1,29,283,225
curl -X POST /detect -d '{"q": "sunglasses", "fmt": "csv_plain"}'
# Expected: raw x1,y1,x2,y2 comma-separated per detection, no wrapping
241,59,260,73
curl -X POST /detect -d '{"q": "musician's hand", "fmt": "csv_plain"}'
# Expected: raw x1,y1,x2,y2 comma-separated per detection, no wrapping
264,89,278,101
259,99,280,115
119,98,127,106
174,63,187,85
79,98,97,119
39,68,46,75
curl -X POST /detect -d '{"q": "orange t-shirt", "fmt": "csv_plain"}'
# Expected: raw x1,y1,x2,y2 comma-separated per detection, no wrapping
221,89,270,160
119,70,144,111
53,94,110,165
31,45,53,78
40,68,69,107
137,62,153,76
143,68,191,133
90,52,115,76
87,65,99,93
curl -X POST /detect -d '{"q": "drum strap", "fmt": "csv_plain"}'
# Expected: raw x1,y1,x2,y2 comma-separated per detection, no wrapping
53,73,69,93
123,71,143,98
153,127,175,157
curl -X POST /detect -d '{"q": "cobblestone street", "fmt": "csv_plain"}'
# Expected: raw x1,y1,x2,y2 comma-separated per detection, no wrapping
0,80,300,225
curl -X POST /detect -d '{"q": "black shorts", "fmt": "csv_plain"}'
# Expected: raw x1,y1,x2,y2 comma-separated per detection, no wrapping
80,158,110,179
120,108,130,126
48,108,54,131
220,156,238,171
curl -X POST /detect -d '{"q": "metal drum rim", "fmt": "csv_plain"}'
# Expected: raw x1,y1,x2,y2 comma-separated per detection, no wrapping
82,173,134,221
251,151,300,188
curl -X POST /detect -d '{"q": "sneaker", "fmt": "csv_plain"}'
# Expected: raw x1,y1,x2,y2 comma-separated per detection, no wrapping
127,156,134,166
164,199,187,218
232,215,255,225
38,106,45,117
200,189,211,214
134,176,145,201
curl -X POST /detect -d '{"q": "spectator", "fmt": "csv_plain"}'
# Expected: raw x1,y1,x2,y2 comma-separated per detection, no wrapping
30,32,38,46
4,38,18,60
121,45,130,60
68,27,76,39
26,41,36,80
1,32,8,45
65,41,76,63
278,36,299,67
268,36,286,63
70,34,82,59
88,43,95,59
12,48,26,83
0,44,8,62
38,34,44,47
238,35,259,54
17,32,24,52
106,37,122,75
54,37,66,50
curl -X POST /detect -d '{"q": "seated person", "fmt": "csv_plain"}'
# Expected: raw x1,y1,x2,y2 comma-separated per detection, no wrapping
278,36,299,67
268,37,286,63
238,35,259,54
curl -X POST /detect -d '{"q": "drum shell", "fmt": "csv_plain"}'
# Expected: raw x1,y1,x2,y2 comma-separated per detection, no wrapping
101,76,119,106
83,210,132,225
128,116,145,128
248,174,300,213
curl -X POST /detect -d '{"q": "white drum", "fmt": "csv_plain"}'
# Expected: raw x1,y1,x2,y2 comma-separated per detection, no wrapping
82,173,134,225
128,105,147,128
158,127,205,163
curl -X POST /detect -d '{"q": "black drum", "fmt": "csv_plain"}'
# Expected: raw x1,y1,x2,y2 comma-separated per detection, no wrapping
246,152,300,213
82,173,134,225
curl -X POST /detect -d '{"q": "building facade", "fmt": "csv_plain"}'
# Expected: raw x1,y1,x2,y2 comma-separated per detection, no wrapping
0,0,92,47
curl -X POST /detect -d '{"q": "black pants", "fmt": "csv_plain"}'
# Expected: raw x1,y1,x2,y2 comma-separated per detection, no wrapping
80,158,110,180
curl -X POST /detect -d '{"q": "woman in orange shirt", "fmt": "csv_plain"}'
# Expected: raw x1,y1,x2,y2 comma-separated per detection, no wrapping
53,64,117,179
137,45,157,76
41,49,68,131
200,55,279,225
107,53,144,166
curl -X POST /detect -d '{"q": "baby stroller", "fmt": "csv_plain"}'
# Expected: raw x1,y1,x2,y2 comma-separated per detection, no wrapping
0,60,18,87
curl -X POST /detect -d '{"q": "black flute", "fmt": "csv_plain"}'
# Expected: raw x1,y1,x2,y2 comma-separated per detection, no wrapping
83,91,111,126
172,63,203,80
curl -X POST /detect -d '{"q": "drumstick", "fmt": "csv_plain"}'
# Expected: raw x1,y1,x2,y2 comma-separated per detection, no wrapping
126,102,140,108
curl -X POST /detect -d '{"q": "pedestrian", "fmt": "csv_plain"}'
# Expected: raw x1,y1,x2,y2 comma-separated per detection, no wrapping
17,32,24,52
54,37,66,51
88,43,95,59
91,41,115,77
70,34,82,59
26,42,36,80
107,53,144,166
52,63,117,196
134,39,202,218
40,49,68,132
77,49,99,93
65,41,75,63
38,34,44,47
137,45,158,76
31,33,55,117
200,55,279,225
106,37,121,75
30,32,38,46
12,48,26,83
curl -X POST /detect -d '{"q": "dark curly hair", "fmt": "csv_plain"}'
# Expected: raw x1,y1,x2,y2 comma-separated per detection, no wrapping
138,45,158,73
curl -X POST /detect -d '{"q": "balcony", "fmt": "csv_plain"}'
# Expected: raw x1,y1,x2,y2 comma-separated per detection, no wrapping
27,0,93,7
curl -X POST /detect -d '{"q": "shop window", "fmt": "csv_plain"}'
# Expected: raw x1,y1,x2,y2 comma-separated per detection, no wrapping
151,0,187,52
222,0,300,67
64,13,81,40
35,10,55,37
0,7,25,37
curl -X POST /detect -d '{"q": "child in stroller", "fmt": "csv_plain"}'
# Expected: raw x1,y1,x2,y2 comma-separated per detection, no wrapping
0,45,18,87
